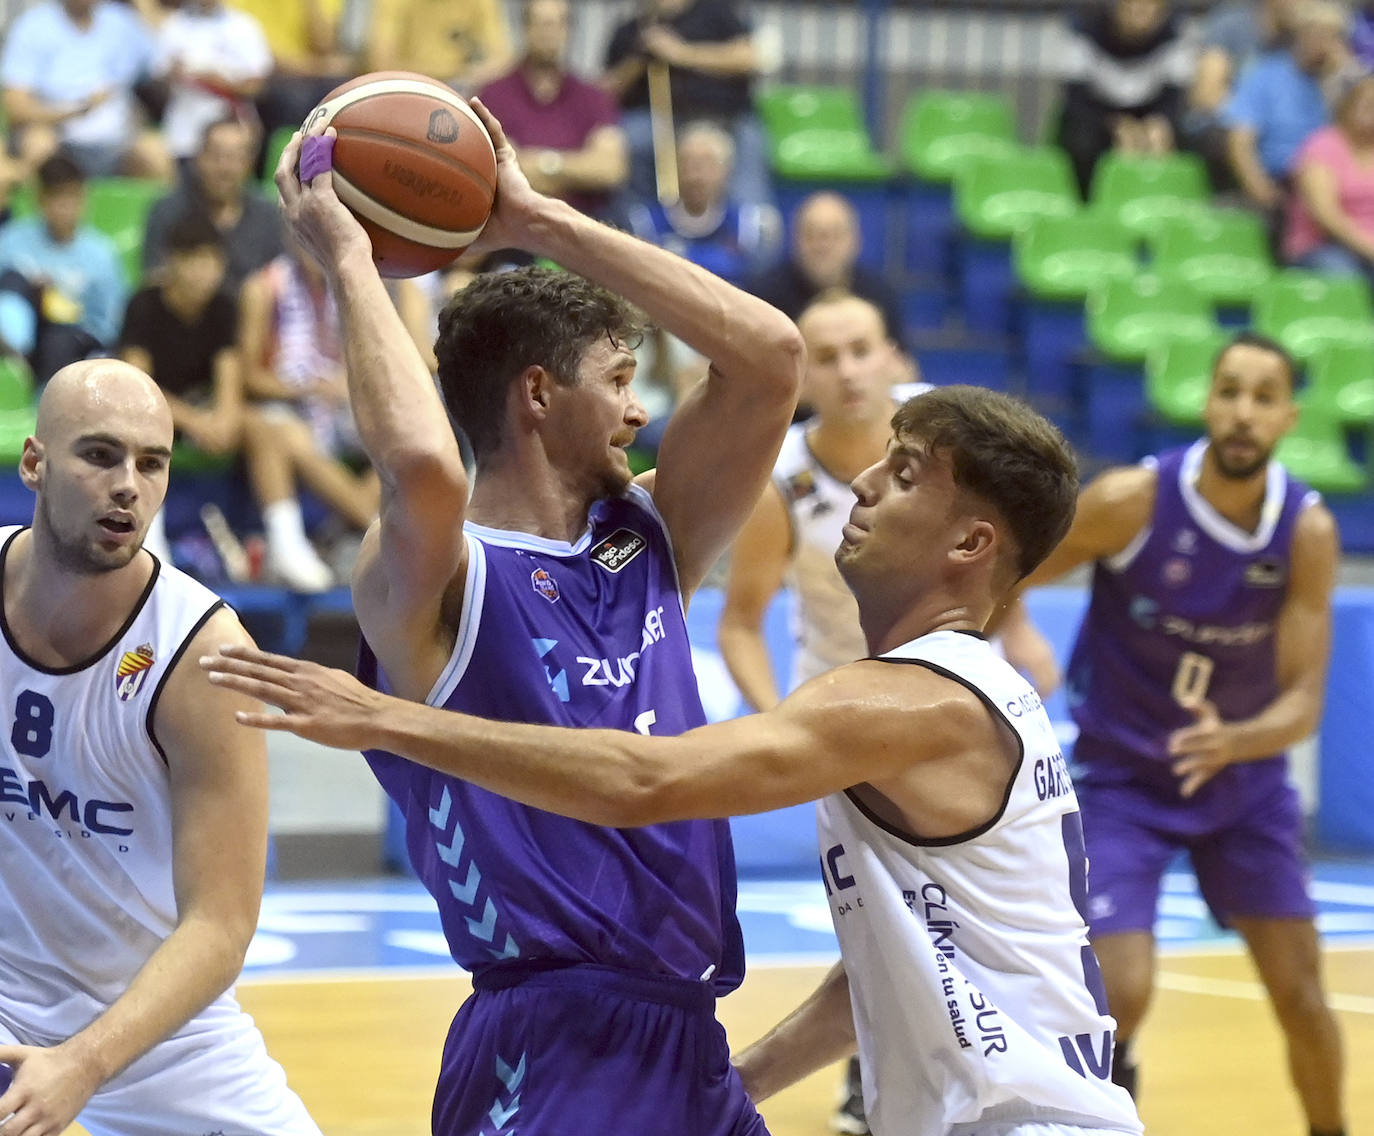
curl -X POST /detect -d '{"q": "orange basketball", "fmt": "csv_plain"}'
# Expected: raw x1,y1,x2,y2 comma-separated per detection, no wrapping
301,71,497,278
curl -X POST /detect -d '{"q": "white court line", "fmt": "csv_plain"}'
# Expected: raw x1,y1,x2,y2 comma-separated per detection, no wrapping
1157,971,1374,1015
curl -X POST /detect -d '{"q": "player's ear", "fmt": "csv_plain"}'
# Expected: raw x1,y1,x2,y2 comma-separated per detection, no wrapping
951,517,997,566
18,436,42,489
519,365,555,419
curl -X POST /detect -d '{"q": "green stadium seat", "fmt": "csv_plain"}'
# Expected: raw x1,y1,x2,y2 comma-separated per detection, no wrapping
0,406,35,464
1090,152,1211,239
7,182,36,219
1145,329,1231,426
758,85,867,137
1254,270,1374,360
1275,403,1369,493
85,177,163,286
757,85,892,181
955,147,1079,241
170,441,235,475
1013,211,1135,302
1149,210,1274,307
899,90,1017,182
261,124,295,186
1087,272,1217,363
0,354,34,412
1304,341,1374,425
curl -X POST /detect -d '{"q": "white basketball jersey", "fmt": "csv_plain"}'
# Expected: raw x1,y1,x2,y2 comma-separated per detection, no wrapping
774,383,931,686
0,526,229,1041
817,631,1142,1136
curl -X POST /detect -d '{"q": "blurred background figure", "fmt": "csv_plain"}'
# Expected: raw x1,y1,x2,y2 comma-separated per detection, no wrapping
366,0,511,94
238,0,355,140
628,119,780,286
477,0,627,224
0,154,125,381
1284,72,1374,282
143,117,282,295
604,0,771,208
1222,0,1352,225
1053,0,1195,198
1,0,172,180
152,0,273,167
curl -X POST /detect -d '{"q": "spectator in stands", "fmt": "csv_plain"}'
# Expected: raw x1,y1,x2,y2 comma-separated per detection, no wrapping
0,154,125,381
1284,73,1374,282
143,117,282,294
120,212,334,590
628,119,780,286
604,0,771,207
1053,0,1196,198
367,0,511,93
750,191,906,354
238,243,381,573
237,0,354,139
152,0,273,164
476,0,627,223
1184,0,1298,188
1222,0,1352,218
0,0,172,180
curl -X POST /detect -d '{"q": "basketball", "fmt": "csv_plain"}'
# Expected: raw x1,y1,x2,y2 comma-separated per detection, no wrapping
300,72,497,278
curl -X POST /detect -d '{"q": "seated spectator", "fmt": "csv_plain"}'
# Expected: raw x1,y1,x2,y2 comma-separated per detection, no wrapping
153,0,273,163
119,212,331,590
0,0,172,180
236,0,354,139
366,0,511,93
1222,0,1352,216
749,191,906,353
0,154,125,381
604,0,771,207
1184,0,1295,188
238,244,380,568
1284,73,1374,280
1053,0,1195,199
477,0,627,223
627,119,779,286
143,117,283,294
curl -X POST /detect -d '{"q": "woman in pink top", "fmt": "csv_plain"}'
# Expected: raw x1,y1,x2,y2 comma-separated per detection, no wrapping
1285,73,1374,278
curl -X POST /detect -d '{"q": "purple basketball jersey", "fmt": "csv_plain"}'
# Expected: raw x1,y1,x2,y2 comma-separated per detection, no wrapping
1067,441,1317,787
360,485,745,992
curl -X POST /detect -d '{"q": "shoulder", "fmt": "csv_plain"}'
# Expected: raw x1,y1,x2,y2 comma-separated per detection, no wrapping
1294,494,1339,550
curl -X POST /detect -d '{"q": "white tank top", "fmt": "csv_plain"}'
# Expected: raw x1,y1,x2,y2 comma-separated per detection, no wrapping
817,631,1142,1136
774,384,931,686
0,526,230,1041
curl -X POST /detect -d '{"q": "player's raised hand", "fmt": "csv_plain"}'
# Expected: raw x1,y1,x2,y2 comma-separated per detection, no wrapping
201,644,388,752
463,97,545,257
1167,697,1234,798
0,1042,103,1136
273,128,372,275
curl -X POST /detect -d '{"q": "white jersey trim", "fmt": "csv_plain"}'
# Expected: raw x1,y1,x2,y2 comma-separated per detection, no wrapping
1179,438,1288,553
145,598,226,765
428,532,488,708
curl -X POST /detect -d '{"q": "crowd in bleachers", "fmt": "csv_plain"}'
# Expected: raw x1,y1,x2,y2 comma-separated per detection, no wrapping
3,0,1374,588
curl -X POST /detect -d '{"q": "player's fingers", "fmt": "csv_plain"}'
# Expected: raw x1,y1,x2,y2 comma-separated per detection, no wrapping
234,709,297,732
205,669,302,709
467,98,512,153
214,642,304,672
274,130,304,207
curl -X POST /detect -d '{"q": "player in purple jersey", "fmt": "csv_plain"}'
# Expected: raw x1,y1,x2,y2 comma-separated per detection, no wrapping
271,99,803,1133
1019,331,1346,1136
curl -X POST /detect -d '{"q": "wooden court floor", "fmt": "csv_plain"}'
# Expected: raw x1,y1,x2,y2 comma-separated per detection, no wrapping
70,943,1369,1135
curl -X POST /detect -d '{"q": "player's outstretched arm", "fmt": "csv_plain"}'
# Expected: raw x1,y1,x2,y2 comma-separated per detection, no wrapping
275,130,469,687
466,99,805,597
1168,501,1340,796
203,644,993,828
717,484,792,712
0,610,270,1136
732,962,857,1105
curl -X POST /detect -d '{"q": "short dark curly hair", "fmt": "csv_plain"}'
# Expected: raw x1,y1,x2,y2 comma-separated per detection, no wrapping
434,267,644,464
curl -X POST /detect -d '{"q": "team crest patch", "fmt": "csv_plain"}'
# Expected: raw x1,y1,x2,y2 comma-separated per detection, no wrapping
1244,558,1286,587
530,566,560,603
592,528,647,573
115,643,155,702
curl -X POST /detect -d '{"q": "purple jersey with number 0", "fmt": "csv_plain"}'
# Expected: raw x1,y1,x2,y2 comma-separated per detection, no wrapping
359,485,744,991
1066,442,1317,788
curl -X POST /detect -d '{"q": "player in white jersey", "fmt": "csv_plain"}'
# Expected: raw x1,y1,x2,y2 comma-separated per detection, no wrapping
203,385,1142,1136
0,361,318,1136
719,292,1060,1133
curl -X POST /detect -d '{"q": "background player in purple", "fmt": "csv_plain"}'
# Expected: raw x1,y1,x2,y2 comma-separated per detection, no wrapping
272,96,803,1134
1019,331,1346,1136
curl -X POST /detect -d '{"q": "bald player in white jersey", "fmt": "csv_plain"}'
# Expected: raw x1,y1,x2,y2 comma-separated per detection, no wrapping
0,361,318,1136
203,385,1143,1136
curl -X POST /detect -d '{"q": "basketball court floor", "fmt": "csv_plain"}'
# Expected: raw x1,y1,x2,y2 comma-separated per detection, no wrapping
72,857,1374,1135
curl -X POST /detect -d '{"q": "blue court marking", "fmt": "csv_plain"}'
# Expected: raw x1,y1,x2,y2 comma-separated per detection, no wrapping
242,859,1374,977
